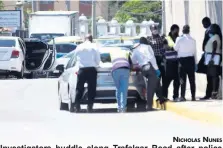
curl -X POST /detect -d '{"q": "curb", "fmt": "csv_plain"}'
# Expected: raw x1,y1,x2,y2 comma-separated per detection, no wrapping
153,100,223,127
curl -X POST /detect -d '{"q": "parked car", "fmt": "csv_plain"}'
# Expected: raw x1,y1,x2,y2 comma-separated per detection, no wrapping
23,38,57,78
0,36,26,78
58,46,146,112
49,43,77,58
50,50,76,77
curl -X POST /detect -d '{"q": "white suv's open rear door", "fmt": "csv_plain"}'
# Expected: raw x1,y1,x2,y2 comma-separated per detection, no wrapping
43,38,57,71
24,38,50,72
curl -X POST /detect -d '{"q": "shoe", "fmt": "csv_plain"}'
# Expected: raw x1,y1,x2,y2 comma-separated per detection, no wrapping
211,92,218,99
87,106,93,113
179,97,186,101
117,108,126,113
70,106,81,113
146,105,154,111
192,97,196,101
173,97,180,102
200,96,210,100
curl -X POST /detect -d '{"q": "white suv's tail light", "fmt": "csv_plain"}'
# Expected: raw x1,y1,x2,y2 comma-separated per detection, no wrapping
11,50,19,58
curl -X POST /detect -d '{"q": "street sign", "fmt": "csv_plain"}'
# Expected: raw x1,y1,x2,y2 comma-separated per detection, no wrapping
0,10,21,28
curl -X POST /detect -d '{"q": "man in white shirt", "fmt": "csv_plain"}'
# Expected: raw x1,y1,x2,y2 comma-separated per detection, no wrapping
71,34,101,113
131,37,163,110
174,25,197,101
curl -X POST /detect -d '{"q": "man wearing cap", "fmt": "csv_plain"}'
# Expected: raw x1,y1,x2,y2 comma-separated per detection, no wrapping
147,25,165,86
174,25,197,101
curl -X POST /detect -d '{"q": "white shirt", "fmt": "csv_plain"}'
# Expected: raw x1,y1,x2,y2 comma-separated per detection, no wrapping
131,44,158,70
74,41,101,68
205,34,221,54
174,34,197,63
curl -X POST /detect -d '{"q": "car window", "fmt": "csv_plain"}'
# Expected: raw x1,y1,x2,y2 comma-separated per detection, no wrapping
0,39,16,47
56,44,76,53
66,54,76,69
100,53,111,63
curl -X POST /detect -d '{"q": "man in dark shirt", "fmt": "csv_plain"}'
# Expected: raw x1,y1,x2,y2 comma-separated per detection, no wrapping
147,25,165,86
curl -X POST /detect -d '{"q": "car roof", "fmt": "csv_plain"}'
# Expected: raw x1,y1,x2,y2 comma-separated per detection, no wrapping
48,42,77,45
99,46,130,53
0,36,19,40
48,36,83,44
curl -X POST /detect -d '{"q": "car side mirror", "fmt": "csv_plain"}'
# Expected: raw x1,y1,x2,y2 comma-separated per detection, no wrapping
56,65,64,73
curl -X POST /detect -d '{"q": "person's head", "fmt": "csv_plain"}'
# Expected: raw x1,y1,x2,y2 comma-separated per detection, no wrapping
85,34,93,42
150,25,159,35
139,37,149,45
163,39,168,49
182,25,190,34
202,17,211,29
170,24,179,37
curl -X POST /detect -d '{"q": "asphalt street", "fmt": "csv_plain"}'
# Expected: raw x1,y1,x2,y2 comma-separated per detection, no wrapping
0,79,222,146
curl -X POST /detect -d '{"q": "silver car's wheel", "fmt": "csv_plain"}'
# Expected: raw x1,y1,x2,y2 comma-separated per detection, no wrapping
59,95,68,111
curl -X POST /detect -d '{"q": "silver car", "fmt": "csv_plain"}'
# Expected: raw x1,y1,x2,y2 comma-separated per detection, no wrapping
58,46,146,111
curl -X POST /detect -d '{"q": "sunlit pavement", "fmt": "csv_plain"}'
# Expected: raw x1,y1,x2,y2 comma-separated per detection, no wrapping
0,79,222,146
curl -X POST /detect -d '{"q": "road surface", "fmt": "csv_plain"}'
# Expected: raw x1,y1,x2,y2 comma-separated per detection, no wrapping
0,79,222,146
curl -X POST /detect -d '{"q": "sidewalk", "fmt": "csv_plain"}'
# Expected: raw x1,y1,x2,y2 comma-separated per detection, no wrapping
153,99,223,127
153,75,223,127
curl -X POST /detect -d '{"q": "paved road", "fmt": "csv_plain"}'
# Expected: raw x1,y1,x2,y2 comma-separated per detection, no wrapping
0,79,222,146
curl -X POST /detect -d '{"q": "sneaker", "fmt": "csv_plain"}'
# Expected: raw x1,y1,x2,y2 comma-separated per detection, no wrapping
200,96,210,100
117,108,126,113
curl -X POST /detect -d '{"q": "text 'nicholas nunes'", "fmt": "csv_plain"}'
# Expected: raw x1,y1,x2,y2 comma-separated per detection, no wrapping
173,137,222,143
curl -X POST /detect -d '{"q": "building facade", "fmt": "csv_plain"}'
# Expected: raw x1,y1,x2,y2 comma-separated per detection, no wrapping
2,1,108,20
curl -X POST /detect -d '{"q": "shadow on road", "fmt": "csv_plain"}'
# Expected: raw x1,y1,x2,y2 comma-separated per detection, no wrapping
74,108,160,114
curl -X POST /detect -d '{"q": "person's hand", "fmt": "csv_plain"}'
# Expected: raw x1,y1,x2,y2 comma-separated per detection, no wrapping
155,69,161,77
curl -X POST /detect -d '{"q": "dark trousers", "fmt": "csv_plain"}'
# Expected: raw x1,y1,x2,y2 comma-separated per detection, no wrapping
162,60,180,99
74,67,97,108
155,56,165,85
179,56,196,98
206,75,220,97
141,64,159,108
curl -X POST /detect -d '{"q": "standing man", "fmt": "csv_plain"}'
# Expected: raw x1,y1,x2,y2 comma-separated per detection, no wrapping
131,37,161,110
200,17,213,100
110,48,132,113
163,24,180,101
174,25,197,101
147,25,165,86
71,34,101,113
202,17,212,52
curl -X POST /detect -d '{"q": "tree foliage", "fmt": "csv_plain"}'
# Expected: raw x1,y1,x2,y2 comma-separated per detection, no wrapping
114,0,162,24
0,0,4,10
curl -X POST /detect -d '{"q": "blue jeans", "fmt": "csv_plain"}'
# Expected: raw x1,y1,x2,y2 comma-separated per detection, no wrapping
112,68,130,109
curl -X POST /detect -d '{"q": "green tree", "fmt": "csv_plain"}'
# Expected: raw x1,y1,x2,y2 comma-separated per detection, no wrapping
0,0,4,10
114,0,162,24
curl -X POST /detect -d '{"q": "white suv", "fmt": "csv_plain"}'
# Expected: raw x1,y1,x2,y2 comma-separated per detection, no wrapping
0,37,57,79
0,36,26,78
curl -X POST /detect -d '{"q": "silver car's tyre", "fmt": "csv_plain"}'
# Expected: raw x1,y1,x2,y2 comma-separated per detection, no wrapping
59,95,68,111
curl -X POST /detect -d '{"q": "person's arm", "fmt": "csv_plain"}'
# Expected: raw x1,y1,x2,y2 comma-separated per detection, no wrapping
212,40,217,59
94,48,101,66
194,40,197,64
148,45,159,70
174,37,180,51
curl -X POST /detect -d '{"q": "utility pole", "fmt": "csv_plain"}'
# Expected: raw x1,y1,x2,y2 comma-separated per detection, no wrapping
92,0,96,38
161,0,166,35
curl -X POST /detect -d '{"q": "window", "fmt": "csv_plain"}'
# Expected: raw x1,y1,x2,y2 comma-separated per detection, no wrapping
100,53,111,63
56,44,76,53
66,54,76,69
0,39,16,47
